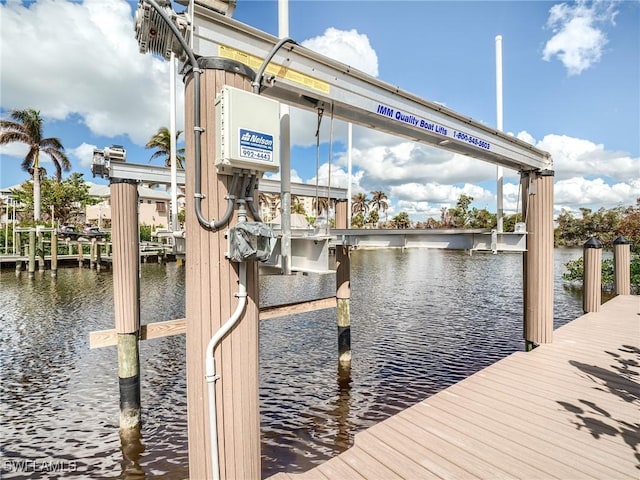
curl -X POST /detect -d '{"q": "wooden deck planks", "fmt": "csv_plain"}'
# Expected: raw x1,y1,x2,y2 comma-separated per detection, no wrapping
316,456,367,479
425,381,637,474
273,295,639,479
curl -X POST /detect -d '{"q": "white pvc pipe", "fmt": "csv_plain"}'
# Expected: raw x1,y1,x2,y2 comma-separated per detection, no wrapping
170,53,178,232
206,261,247,480
279,0,292,274
495,35,504,233
347,123,353,228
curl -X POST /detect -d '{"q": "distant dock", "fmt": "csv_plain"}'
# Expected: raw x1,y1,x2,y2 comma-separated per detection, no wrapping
270,294,640,479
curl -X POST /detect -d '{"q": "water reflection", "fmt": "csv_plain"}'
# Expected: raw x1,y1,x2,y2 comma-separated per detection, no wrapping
119,426,145,480
1,248,586,479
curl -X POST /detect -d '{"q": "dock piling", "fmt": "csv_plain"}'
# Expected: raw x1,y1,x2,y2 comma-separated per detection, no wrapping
184,60,261,479
336,244,352,365
28,229,36,278
335,200,351,365
51,231,58,277
522,169,554,349
613,236,631,295
583,236,602,313
37,228,45,272
111,179,142,433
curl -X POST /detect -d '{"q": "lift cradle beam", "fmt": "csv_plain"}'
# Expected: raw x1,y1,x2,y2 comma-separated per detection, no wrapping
191,5,552,172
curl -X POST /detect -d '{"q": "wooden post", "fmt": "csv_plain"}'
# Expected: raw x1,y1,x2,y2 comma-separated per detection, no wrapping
28,229,36,278
522,170,554,349
583,237,602,313
95,241,102,272
90,238,97,269
51,231,58,277
78,242,84,268
111,179,141,432
184,59,261,479
613,236,631,296
37,229,45,272
336,245,352,365
335,199,348,231
15,231,22,273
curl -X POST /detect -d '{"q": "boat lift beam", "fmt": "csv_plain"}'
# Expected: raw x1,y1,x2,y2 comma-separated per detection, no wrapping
190,4,552,172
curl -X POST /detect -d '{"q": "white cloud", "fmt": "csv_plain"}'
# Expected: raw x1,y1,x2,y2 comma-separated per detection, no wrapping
542,0,618,75
0,0,181,145
389,182,493,204
69,142,98,168
336,141,496,190
516,130,639,182
0,142,28,159
301,27,379,77
263,169,305,184
555,176,640,207
288,28,378,148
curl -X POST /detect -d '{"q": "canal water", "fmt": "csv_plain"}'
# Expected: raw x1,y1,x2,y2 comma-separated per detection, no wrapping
1,248,586,479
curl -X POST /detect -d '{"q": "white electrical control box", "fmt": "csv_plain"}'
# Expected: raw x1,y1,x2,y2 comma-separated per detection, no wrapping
215,85,280,175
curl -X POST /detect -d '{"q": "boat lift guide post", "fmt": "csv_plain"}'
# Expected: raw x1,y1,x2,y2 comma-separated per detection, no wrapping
133,0,555,477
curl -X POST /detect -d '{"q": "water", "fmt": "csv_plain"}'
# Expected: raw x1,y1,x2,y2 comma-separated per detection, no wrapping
0,248,585,479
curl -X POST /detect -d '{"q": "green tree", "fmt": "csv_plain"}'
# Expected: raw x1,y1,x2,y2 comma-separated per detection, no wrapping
503,212,523,233
312,196,330,216
554,205,639,250
468,207,497,229
615,207,640,253
11,173,97,225
370,190,389,223
392,211,412,229
0,109,70,221
351,212,365,228
365,208,379,227
351,192,369,216
146,126,185,169
442,193,473,228
291,201,306,215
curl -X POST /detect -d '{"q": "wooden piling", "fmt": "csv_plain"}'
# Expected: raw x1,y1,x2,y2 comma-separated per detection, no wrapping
51,231,58,277
613,236,631,295
336,245,352,365
522,170,554,349
111,179,141,431
335,199,348,231
37,229,45,272
78,243,84,268
583,236,602,313
14,228,21,257
95,241,102,271
184,60,261,479
90,238,97,269
28,229,36,278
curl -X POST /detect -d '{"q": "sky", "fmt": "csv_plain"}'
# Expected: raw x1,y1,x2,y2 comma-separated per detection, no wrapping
1,0,638,222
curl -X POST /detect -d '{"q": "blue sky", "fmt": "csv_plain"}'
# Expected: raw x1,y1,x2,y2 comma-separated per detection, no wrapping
1,0,638,220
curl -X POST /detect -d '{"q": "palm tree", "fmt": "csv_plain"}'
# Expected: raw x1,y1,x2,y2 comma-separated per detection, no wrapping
312,196,330,216
146,126,185,169
351,192,369,216
370,190,388,212
0,109,70,221
370,190,389,225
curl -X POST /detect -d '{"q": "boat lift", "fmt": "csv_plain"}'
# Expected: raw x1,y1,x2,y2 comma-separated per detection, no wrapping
131,0,552,269
180,3,552,172
130,2,556,478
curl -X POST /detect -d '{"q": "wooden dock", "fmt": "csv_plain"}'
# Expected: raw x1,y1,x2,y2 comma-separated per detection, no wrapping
270,294,639,479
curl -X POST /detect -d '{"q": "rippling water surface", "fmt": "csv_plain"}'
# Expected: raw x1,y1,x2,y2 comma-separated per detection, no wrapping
1,248,585,479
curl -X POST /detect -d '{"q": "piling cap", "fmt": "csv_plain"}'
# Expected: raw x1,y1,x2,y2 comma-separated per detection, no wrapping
583,236,603,249
613,235,630,245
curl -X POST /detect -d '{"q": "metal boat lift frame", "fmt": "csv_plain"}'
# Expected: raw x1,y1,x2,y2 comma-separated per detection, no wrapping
191,4,552,173
131,2,556,478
